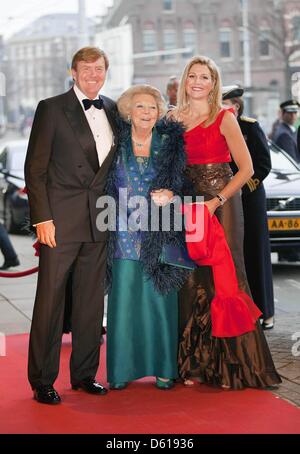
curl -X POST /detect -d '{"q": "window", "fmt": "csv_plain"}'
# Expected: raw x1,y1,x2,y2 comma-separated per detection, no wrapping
10,149,26,172
16,46,24,60
26,46,33,59
163,0,173,11
142,22,157,64
9,46,16,59
163,27,177,61
43,42,51,57
219,29,231,58
143,30,156,52
18,65,25,79
259,29,270,57
27,65,34,79
292,16,300,42
35,44,42,58
143,22,157,52
183,21,196,57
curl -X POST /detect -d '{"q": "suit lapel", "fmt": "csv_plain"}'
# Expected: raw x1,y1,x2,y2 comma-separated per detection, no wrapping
90,141,117,186
63,89,99,173
102,97,118,145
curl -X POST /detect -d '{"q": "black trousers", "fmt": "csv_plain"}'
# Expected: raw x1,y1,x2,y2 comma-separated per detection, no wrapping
28,241,107,389
0,223,18,261
242,185,274,319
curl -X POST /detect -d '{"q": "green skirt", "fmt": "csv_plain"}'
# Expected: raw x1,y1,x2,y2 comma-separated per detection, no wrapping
107,259,178,383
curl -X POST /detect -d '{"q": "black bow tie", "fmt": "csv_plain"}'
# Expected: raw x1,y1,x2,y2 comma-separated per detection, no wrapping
82,97,103,111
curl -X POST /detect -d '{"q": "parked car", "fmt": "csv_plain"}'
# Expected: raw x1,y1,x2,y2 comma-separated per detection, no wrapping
0,140,29,233
265,141,300,256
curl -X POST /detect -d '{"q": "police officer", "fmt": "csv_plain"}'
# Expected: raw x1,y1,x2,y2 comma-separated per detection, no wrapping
222,85,275,329
273,100,300,262
273,99,300,163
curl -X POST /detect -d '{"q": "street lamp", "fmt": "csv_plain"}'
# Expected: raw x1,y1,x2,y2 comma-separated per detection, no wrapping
240,0,252,115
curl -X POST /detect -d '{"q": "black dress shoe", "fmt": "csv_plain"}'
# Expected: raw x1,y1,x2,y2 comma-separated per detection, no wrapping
262,321,274,330
72,377,108,395
33,385,61,405
0,257,20,270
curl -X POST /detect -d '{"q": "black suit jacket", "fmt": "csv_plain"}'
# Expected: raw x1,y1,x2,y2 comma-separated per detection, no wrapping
230,116,271,195
273,122,299,163
25,88,118,243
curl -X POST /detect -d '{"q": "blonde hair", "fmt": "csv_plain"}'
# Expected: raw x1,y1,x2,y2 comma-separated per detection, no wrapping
117,84,167,122
72,46,109,70
176,55,222,125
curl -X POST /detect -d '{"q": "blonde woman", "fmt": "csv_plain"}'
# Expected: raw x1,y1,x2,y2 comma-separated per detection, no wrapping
170,56,281,389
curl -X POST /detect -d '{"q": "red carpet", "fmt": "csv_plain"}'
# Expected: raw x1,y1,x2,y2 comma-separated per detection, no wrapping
0,333,299,434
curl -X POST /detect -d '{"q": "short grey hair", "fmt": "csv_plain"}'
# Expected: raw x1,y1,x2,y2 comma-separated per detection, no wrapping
117,84,167,122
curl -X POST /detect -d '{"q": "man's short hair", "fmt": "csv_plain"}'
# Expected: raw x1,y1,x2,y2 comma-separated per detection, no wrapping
72,47,109,70
167,76,178,90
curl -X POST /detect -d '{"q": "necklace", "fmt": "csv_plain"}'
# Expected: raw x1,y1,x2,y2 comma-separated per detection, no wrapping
132,132,152,148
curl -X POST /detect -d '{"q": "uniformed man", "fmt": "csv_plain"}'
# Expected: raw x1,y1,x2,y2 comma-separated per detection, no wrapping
222,85,275,329
273,100,300,262
273,99,300,163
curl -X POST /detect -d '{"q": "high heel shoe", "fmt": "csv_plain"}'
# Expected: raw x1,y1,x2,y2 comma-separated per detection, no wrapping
109,382,128,390
155,377,174,390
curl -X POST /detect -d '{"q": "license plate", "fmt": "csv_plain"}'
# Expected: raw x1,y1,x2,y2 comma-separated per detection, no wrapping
268,217,300,231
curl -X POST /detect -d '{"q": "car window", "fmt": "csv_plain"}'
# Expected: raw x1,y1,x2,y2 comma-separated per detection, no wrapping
10,150,26,171
270,146,299,172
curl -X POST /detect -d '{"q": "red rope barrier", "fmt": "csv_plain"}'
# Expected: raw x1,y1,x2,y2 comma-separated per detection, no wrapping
0,266,39,278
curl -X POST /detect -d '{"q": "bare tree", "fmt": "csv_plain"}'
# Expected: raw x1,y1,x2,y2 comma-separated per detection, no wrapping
236,0,300,98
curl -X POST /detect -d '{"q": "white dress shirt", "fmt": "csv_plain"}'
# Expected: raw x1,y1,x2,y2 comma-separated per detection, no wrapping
73,84,113,166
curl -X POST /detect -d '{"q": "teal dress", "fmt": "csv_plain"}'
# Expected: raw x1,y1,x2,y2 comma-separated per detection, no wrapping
106,133,178,384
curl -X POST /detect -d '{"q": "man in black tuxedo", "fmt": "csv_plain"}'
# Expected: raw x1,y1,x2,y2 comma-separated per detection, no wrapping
25,47,118,404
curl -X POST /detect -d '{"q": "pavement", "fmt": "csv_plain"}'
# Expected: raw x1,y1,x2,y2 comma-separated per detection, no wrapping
0,234,299,408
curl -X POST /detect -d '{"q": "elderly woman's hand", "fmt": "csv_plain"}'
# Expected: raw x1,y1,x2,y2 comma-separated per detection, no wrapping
151,189,174,206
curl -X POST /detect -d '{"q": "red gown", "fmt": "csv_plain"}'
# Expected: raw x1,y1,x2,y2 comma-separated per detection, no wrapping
178,109,281,388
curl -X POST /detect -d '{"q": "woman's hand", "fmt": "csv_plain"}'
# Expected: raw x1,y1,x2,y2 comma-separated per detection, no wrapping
151,189,174,206
204,198,220,216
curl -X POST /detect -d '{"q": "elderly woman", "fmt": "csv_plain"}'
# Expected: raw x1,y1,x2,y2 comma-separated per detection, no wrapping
105,84,188,390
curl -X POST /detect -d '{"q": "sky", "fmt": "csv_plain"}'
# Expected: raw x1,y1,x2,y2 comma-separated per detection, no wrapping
0,0,114,38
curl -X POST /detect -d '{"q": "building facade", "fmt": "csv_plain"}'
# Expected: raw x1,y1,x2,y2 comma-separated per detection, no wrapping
4,14,94,123
100,0,300,132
